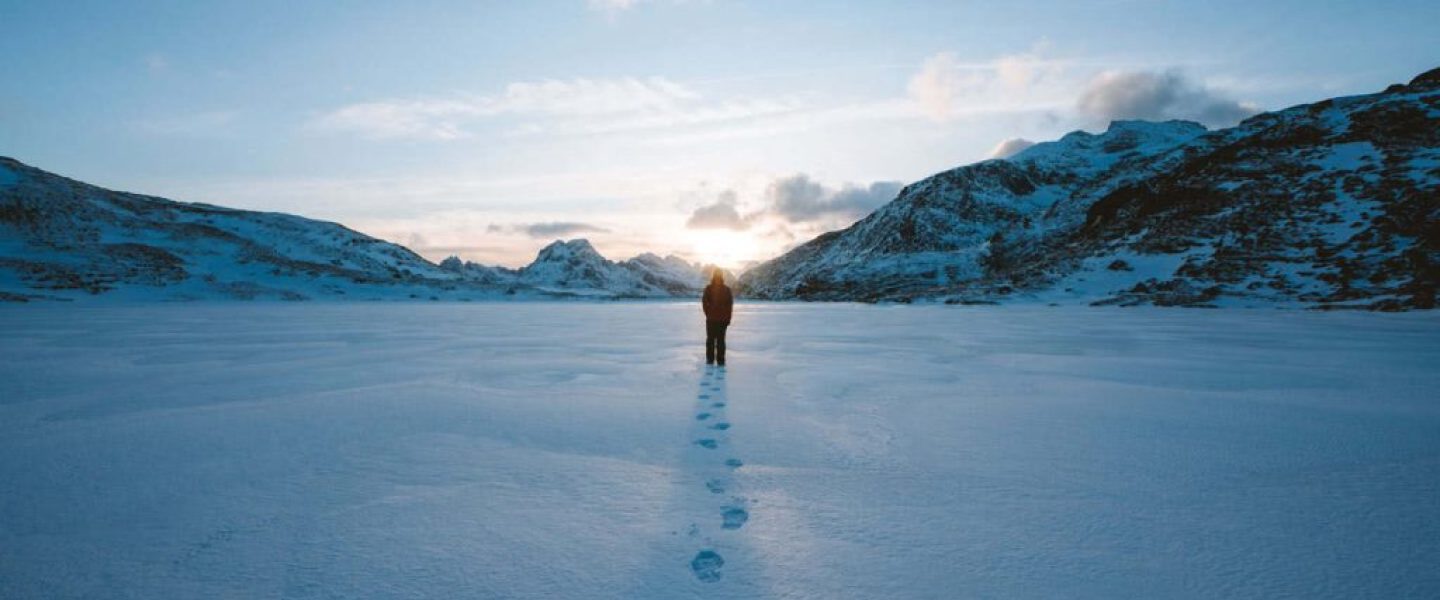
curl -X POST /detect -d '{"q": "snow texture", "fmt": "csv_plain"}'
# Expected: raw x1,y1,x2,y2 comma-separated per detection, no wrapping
3,303,1439,598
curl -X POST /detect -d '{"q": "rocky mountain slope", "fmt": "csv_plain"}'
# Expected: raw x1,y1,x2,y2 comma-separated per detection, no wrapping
0,159,710,301
741,68,1440,310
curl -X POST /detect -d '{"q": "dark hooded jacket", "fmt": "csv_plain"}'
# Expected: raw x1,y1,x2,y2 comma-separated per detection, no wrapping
702,281,733,324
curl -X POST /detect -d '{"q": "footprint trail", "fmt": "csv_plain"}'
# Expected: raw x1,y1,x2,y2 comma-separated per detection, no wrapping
683,365,751,583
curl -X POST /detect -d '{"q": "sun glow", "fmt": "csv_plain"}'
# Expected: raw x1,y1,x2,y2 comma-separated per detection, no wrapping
687,229,762,270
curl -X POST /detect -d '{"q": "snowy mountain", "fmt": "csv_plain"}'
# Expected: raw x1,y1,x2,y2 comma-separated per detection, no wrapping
0,159,708,301
433,242,715,298
0,157,503,301
620,251,718,295
741,67,1440,310
511,239,710,297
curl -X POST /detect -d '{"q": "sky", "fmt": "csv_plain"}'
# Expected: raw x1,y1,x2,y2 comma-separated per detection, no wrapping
2,0,1437,269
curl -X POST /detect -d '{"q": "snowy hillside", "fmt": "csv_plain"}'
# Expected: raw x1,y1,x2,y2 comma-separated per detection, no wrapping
0,157,511,301
742,67,1440,310
0,158,711,301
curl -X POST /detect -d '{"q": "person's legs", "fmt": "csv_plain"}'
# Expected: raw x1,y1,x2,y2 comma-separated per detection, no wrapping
716,323,728,365
705,321,718,364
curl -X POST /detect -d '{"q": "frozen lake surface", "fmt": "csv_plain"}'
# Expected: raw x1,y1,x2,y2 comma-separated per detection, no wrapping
2,303,1438,598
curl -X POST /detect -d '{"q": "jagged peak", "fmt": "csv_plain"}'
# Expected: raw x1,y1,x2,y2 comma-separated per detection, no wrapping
526,239,612,272
538,238,596,252
625,251,698,269
534,238,602,260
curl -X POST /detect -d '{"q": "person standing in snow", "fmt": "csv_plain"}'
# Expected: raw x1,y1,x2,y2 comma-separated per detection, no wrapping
702,270,734,366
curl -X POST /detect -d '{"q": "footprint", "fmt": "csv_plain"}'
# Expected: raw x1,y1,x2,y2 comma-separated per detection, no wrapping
696,413,711,420
712,402,725,408
691,550,724,582
705,479,725,494
699,394,710,399
695,439,718,449
721,507,749,530
724,458,743,468
709,422,731,430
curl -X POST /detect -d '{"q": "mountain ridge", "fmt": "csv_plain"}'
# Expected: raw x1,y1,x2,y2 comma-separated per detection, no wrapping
0,159,713,301
740,68,1440,310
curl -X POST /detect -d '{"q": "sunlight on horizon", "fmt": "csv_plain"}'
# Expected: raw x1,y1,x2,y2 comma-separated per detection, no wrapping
686,229,765,270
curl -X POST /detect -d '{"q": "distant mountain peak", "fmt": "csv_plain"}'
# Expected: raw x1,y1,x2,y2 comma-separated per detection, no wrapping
525,239,605,270
533,238,603,262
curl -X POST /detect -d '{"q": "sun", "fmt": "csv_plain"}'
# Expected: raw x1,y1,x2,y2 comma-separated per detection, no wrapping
688,229,761,270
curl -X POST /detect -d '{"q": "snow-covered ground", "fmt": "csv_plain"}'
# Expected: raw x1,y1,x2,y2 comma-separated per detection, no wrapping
2,303,1438,598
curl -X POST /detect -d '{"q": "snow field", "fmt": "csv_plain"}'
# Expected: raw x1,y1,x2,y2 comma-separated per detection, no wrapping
1,302,1438,598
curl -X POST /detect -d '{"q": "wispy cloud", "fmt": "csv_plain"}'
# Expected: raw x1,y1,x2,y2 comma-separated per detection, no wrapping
309,76,797,141
309,99,482,140
314,46,1104,145
907,44,1071,122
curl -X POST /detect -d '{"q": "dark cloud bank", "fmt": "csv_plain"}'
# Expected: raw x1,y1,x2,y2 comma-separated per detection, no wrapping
1078,70,1259,128
521,222,610,238
686,175,904,230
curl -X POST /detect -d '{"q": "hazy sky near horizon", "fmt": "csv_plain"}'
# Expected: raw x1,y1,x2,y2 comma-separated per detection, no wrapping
3,0,1437,268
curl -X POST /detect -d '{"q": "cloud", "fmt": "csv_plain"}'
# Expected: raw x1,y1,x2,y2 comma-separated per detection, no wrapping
766,175,903,223
679,175,903,232
513,97,803,137
1077,70,1260,127
907,53,971,122
522,222,610,238
309,99,481,140
686,191,750,230
907,44,1066,122
988,138,1035,159
311,76,704,140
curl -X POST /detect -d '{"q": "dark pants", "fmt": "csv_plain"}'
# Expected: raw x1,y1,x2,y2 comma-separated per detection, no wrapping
706,320,729,365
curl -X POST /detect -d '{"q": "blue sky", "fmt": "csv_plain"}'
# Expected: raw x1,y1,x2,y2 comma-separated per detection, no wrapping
3,0,1437,267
